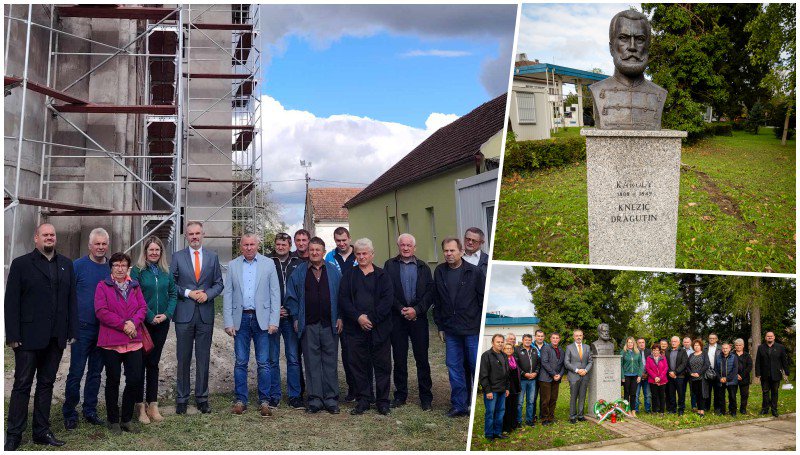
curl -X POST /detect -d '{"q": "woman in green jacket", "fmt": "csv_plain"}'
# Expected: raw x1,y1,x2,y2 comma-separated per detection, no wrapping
129,236,177,424
620,336,643,416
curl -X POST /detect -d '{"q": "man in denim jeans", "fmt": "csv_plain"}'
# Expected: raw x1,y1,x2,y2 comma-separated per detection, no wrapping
635,337,652,412
516,334,540,426
62,228,110,430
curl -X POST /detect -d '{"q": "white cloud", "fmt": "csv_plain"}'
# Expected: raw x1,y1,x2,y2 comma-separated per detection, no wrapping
401,49,473,58
259,95,459,226
486,263,535,317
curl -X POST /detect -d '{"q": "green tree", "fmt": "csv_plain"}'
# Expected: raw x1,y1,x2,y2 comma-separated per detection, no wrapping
747,3,796,145
744,100,765,134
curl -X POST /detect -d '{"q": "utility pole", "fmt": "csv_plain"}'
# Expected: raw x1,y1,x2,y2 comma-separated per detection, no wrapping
300,160,312,230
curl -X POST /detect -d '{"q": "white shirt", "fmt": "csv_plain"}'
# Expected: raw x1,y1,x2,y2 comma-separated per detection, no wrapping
184,246,204,298
707,344,717,365
574,342,585,372
463,250,481,266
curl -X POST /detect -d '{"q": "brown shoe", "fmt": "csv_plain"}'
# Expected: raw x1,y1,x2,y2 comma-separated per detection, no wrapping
135,403,150,424
260,402,273,417
146,402,164,423
231,402,246,415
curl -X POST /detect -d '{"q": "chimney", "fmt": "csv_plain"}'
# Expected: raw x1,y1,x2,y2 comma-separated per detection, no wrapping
516,53,528,62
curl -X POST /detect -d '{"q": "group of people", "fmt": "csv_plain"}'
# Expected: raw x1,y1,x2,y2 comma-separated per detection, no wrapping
479,328,790,442
4,221,488,451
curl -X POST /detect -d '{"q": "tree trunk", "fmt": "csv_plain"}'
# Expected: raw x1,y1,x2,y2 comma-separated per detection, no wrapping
781,109,790,145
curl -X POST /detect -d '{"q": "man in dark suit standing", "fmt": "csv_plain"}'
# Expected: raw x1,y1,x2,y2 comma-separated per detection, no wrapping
170,221,224,414
755,331,790,417
537,332,565,426
5,223,78,450
564,329,593,423
385,233,434,411
666,336,688,415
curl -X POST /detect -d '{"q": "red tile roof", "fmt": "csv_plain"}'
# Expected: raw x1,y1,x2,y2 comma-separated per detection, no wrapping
308,187,364,222
344,94,506,208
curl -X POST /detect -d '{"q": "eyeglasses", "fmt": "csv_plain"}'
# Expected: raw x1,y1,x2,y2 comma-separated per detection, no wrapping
275,233,291,241
464,237,483,244
111,263,129,269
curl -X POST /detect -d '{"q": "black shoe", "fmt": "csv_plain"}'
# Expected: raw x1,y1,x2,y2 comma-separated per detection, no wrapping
542,420,552,426
390,399,406,408
569,418,577,424
4,436,21,451
197,402,211,414
446,408,468,418
525,420,534,427
268,399,280,408
327,406,340,415
84,413,105,426
176,403,188,415
120,421,141,434
32,431,65,447
289,397,305,410
761,409,769,415
421,402,433,411
343,393,357,403
107,422,122,435
577,416,586,422
64,419,78,430
485,436,496,442
497,434,509,439
377,406,390,415
306,405,321,414
772,410,779,417
350,405,368,415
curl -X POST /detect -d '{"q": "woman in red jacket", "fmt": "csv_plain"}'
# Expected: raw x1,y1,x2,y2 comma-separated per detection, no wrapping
645,344,669,414
94,252,148,434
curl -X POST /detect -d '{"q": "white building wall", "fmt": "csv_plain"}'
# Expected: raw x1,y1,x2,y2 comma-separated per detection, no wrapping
315,221,347,256
509,82,550,141
482,323,539,351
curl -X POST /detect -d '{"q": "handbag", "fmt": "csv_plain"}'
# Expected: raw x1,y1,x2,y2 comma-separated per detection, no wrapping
704,367,716,380
140,323,154,353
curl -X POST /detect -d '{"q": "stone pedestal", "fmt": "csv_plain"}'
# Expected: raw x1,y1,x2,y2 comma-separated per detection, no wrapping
582,129,687,268
588,354,621,409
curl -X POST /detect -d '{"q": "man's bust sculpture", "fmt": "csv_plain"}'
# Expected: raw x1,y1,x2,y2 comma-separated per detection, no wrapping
589,10,666,130
590,323,615,355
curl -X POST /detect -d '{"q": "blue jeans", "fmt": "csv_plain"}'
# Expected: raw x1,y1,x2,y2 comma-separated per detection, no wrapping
518,378,536,423
636,380,651,412
234,312,271,404
444,333,479,412
268,317,301,401
484,391,506,438
62,323,104,420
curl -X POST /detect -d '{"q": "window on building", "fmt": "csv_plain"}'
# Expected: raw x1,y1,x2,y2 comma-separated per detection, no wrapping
426,207,438,262
516,92,537,124
483,202,495,248
401,213,409,234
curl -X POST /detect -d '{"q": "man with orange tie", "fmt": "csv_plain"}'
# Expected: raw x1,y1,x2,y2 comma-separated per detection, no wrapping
564,329,593,424
170,221,224,415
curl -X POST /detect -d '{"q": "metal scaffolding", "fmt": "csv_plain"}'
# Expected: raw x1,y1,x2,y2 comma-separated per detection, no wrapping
4,4,263,266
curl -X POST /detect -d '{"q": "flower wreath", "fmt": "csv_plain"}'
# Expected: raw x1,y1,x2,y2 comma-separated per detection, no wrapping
593,398,631,423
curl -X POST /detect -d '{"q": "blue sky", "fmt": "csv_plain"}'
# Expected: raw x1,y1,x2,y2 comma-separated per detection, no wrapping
487,263,536,317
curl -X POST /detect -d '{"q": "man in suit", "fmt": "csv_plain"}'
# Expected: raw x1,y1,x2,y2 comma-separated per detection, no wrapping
385,233,434,410
565,329,593,423
755,331,790,417
635,337,652,413
682,336,696,409
5,223,78,450
431,237,485,418
170,221,224,414
538,332,565,426
223,233,281,417
462,227,489,276
705,333,723,414
285,237,343,414
666,336,688,414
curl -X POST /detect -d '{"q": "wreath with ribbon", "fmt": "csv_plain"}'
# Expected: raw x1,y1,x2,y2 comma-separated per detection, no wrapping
593,398,631,423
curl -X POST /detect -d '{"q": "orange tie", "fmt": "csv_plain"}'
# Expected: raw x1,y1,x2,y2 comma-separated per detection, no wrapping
578,343,583,360
194,250,201,281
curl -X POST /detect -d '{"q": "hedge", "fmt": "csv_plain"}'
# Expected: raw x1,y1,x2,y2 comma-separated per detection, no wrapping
504,136,586,172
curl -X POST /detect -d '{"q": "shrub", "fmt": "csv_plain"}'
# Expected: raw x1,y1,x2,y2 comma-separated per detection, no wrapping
744,101,765,135
504,136,586,172
705,122,733,137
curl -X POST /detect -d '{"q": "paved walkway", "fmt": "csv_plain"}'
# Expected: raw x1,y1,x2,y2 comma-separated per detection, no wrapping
585,415,662,438
557,414,796,451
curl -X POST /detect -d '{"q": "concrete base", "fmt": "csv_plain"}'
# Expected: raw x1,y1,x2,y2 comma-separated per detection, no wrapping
582,129,687,268
588,354,621,410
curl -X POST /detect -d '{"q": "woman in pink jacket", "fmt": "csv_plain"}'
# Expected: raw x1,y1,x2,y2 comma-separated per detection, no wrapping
94,252,148,435
645,344,669,414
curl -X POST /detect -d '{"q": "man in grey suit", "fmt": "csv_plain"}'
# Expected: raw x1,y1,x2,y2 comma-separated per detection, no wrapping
170,221,224,414
564,329,593,423
223,233,281,417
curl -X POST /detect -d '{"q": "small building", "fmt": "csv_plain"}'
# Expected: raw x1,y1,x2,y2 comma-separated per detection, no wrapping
303,187,363,254
483,313,541,350
344,94,506,264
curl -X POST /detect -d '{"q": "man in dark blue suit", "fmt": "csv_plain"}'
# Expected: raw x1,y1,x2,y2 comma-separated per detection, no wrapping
537,332,565,425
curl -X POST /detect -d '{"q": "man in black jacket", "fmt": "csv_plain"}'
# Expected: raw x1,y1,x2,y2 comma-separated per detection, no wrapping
432,237,485,418
5,223,78,451
339,238,394,415
385,233,434,410
666,336,688,415
479,334,509,441
517,334,540,426
755,331,790,417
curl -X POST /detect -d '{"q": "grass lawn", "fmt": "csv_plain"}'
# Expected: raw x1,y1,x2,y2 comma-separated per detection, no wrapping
494,129,796,273
470,379,796,451
552,127,583,138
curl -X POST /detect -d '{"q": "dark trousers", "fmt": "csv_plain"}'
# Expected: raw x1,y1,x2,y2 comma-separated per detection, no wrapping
689,379,705,411
6,338,64,439
531,378,543,420
760,376,781,413
298,338,306,397
705,377,724,412
175,306,213,405
723,383,738,415
666,377,685,413
737,383,750,413
389,312,432,404
339,330,357,396
142,321,170,403
623,376,638,409
302,323,339,410
502,392,519,433
682,375,697,409
346,329,391,408
62,323,104,420
651,383,666,413
102,348,144,424
538,380,560,422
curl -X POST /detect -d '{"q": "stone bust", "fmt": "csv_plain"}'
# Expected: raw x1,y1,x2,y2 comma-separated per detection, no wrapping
589,10,666,130
591,323,615,355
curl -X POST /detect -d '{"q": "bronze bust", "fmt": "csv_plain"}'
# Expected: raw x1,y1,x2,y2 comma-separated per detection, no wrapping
590,323,615,355
589,10,666,130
